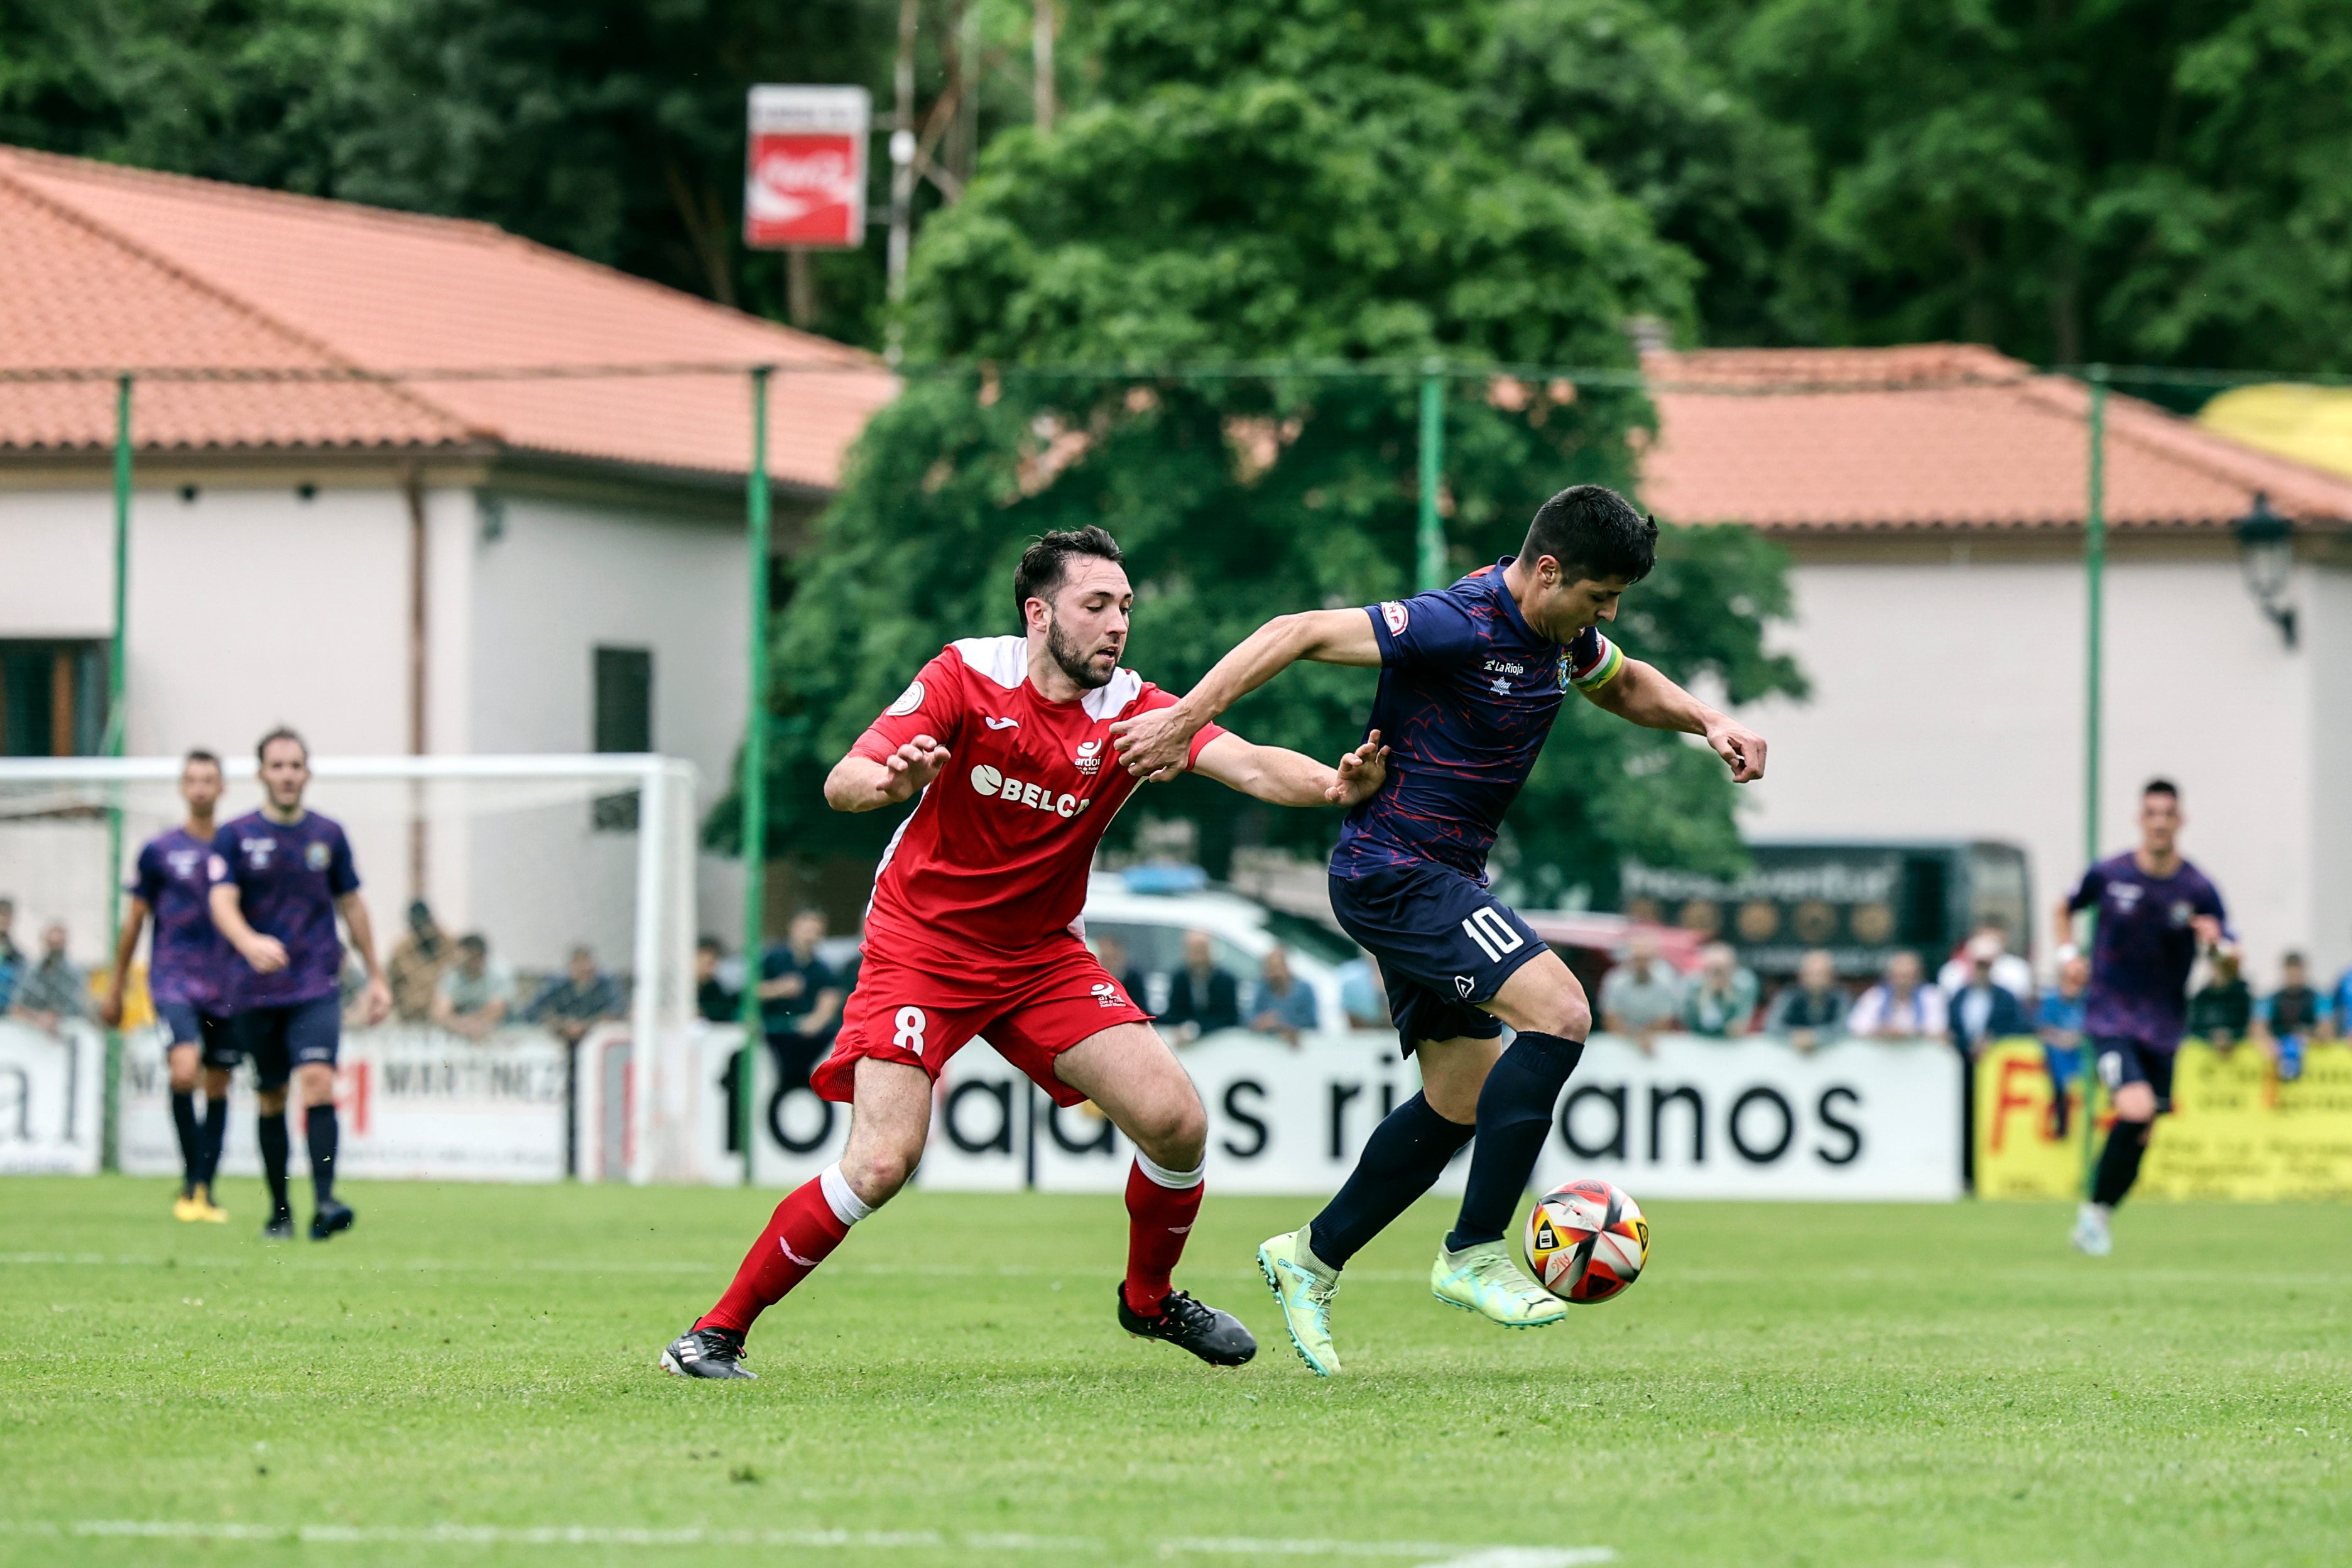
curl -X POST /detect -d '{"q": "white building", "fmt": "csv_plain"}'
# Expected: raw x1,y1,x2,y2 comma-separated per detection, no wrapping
1642,346,2352,984
0,146,894,971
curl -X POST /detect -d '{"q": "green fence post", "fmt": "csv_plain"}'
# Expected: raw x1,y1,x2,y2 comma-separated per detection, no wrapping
103,373,133,1173
1416,362,1446,592
738,368,775,1184
2079,365,2108,1194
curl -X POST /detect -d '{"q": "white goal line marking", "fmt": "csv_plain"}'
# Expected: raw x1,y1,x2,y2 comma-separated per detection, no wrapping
0,1251,1439,1284
0,1522,1612,1565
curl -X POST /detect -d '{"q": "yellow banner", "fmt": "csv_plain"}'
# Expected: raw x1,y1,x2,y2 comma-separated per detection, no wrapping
1974,1037,2352,1200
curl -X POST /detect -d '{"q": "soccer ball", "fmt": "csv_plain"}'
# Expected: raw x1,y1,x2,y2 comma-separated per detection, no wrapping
1523,1179,1648,1304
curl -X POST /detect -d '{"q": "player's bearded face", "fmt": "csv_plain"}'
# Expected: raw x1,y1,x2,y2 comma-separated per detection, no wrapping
1045,607,1121,690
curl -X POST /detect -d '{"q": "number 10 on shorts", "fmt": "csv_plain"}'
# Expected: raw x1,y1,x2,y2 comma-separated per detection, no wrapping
1461,907,1524,964
893,1006,928,1057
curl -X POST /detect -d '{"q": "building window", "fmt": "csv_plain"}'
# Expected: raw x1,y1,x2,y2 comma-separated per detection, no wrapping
1,641,106,757
592,646,652,830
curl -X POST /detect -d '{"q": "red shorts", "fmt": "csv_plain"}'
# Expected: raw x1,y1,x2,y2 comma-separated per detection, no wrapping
810,932,1151,1108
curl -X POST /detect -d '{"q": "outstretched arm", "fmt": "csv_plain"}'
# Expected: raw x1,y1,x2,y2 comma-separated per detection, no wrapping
1190,731,1390,808
1581,658,1767,783
825,736,952,813
1111,609,1380,780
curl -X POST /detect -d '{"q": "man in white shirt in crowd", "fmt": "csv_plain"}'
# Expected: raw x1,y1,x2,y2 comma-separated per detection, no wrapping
1599,927,1684,1055
1848,950,1946,1040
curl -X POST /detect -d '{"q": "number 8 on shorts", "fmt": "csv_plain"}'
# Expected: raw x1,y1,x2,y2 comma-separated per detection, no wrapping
892,1006,928,1057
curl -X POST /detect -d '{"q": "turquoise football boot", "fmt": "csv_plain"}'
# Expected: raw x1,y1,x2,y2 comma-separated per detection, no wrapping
1430,1238,1567,1328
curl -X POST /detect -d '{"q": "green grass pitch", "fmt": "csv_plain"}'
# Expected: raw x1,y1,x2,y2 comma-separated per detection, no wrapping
3,1177,2346,1567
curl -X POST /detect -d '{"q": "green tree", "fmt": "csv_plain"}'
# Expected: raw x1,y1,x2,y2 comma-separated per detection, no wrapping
738,0,1805,905
1685,0,2352,372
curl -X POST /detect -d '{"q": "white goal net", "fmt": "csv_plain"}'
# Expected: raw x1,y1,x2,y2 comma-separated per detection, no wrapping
0,754,716,1185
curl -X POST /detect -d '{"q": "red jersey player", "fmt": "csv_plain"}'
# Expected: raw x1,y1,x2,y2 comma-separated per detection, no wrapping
662,526,1388,1378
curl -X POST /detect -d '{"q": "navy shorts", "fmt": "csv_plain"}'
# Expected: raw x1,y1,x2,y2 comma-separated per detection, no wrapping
156,1001,242,1071
236,994,342,1091
1329,862,1550,1057
2094,1035,2175,1116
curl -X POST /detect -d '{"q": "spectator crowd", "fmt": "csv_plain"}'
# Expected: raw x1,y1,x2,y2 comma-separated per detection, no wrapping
8,879,2351,1094
1584,916,2343,1094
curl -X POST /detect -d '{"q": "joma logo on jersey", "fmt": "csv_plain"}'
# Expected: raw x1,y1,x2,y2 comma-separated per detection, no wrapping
969,764,1089,819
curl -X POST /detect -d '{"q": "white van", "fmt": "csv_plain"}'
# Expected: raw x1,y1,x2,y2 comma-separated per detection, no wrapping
1080,872,1362,1038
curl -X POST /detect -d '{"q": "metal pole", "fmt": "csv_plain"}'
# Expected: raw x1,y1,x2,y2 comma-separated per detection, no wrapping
738,367,775,1183
2079,365,2108,1194
102,374,132,1173
1417,363,1445,592
884,0,919,359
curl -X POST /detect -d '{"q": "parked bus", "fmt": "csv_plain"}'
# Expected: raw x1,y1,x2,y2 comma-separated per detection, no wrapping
1618,840,2033,983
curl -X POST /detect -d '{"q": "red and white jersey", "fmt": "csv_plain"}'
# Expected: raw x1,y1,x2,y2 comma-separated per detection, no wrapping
851,636,1225,962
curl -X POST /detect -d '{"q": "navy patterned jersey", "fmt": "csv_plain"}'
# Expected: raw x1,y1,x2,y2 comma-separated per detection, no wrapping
1330,559,1626,879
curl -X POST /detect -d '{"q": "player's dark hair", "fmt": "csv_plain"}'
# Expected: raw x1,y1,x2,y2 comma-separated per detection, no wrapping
1521,485,1657,584
255,726,308,765
697,934,724,954
183,748,221,771
1013,526,1124,622
457,933,487,956
2143,777,2179,800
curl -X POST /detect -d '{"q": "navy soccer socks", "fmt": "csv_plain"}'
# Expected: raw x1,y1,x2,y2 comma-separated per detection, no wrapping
1307,1092,1475,1269
1446,1032,1584,1251
2091,1119,2151,1208
170,1089,202,1194
197,1095,228,1189
306,1103,340,1206
258,1111,292,1217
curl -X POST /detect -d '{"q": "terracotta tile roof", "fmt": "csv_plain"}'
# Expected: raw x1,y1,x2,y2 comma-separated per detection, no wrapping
1638,345,2352,531
0,146,896,489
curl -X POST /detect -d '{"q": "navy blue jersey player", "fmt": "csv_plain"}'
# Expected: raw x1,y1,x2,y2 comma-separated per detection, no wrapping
207,728,390,1241
2052,778,2230,1257
1113,485,1766,1373
100,749,240,1224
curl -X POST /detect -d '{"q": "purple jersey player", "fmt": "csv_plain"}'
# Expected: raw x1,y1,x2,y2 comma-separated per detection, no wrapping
1111,484,1767,1373
208,727,389,1242
101,749,239,1222
2055,778,2231,1257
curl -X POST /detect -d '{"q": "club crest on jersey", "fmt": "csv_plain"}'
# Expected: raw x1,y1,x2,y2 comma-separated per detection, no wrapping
2170,900,2194,926
1380,601,1409,635
1074,738,1103,775
885,679,925,717
1556,650,1573,692
305,841,331,871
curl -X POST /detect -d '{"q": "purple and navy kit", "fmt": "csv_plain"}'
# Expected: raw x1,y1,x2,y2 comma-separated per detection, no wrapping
131,827,236,1013
1332,560,1623,879
207,809,359,1010
2068,853,2228,1052
1327,560,1627,1054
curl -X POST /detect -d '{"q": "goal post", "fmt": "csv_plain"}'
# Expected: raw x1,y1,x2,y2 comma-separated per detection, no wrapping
0,753,712,1185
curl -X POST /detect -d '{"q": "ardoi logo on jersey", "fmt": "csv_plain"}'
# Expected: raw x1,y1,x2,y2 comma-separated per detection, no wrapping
969,764,1090,820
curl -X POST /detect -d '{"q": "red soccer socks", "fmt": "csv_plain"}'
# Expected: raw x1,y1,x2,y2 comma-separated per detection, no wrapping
1121,1152,1205,1318
698,1163,873,1335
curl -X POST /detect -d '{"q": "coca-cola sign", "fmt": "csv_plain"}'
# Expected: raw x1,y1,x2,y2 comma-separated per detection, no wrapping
744,85,870,249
